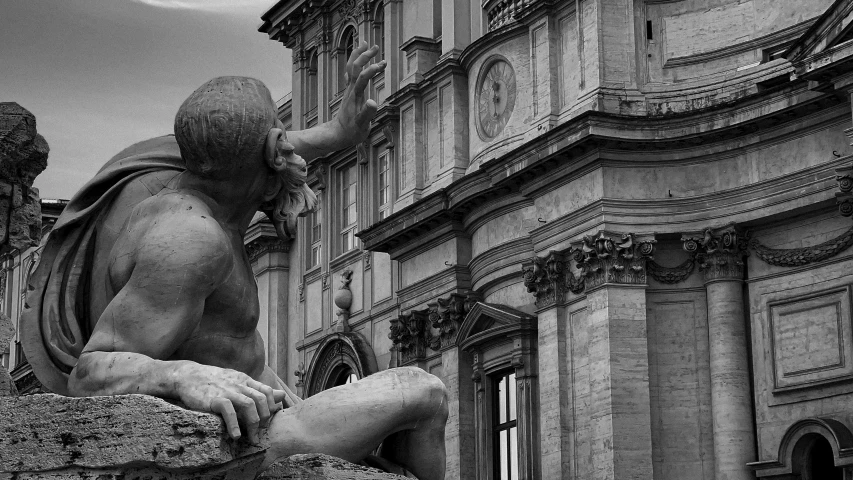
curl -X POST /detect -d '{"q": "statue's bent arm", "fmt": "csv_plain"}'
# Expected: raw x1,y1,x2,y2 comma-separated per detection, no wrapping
68,197,283,442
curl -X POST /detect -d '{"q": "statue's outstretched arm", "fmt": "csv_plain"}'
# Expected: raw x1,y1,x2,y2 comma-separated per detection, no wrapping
288,42,386,161
67,203,285,443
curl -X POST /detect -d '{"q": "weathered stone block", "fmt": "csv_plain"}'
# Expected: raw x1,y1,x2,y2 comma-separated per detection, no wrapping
258,454,407,480
0,394,264,478
0,312,15,397
0,102,48,254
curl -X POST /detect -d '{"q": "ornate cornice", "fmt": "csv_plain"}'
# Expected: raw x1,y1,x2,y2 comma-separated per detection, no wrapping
427,293,477,350
573,232,657,289
521,250,583,308
245,236,290,263
688,225,748,283
388,310,431,364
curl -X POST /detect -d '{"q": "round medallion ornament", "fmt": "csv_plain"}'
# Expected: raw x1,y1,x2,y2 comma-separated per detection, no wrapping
476,57,517,141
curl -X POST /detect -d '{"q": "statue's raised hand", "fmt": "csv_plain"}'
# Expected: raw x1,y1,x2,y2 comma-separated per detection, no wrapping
175,362,288,444
331,41,387,147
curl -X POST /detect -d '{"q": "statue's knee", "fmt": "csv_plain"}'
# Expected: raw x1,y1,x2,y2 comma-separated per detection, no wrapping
397,367,447,420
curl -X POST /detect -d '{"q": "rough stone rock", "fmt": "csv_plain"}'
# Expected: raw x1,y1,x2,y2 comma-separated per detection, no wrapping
258,454,408,480
0,312,15,396
0,102,48,254
0,393,264,479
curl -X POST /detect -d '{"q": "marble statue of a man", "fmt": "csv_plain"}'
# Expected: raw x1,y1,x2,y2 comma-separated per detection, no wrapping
20,44,447,479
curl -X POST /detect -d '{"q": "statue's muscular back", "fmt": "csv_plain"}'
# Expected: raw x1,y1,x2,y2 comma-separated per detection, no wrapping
84,185,266,379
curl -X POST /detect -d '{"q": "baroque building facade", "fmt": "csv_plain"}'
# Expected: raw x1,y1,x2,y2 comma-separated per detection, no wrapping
260,0,853,478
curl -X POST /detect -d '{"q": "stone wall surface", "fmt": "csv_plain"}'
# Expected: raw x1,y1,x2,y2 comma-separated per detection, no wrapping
0,102,47,255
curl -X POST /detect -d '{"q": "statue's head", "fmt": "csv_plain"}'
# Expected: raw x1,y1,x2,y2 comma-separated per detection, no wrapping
174,76,276,179
174,76,317,240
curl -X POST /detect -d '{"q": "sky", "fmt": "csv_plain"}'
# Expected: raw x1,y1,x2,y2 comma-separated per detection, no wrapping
1,0,292,200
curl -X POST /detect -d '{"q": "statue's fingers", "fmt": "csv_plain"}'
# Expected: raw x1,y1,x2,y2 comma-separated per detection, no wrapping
352,44,380,71
211,397,240,439
355,99,379,127
239,384,272,428
272,388,289,405
345,41,368,85
247,380,280,414
231,393,262,444
353,61,386,95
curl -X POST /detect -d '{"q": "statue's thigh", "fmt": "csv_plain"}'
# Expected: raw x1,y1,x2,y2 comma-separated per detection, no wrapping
264,367,445,460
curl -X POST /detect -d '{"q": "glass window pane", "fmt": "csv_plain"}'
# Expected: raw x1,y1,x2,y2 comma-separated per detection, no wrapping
499,430,509,480
497,375,506,424
509,426,518,480
509,372,517,422
348,205,357,225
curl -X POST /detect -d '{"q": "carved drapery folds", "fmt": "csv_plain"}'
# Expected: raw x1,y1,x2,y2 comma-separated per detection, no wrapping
522,251,583,308
573,232,657,289
688,225,748,282
389,310,431,364
427,293,475,350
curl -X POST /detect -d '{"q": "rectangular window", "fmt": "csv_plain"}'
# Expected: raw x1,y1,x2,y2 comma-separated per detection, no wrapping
308,202,322,268
493,371,518,480
340,163,358,253
378,151,390,221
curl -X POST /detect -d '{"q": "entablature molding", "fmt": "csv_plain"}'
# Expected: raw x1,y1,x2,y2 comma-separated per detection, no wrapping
359,87,842,254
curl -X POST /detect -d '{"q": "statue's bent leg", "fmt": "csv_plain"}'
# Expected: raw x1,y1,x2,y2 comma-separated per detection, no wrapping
260,366,448,480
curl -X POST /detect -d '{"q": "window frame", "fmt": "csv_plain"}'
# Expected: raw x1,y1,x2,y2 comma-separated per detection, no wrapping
337,26,358,94
337,162,359,255
492,370,519,480
377,148,392,221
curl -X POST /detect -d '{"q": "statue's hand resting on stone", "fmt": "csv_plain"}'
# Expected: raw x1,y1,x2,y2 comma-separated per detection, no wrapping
174,363,287,444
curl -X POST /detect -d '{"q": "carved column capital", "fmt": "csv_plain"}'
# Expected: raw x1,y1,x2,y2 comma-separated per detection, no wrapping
522,250,583,308
245,236,290,263
572,232,656,289
427,293,472,350
388,310,431,364
687,225,748,283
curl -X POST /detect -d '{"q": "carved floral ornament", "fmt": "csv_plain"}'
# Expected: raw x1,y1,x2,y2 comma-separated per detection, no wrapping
522,232,656,307
388,293,478,363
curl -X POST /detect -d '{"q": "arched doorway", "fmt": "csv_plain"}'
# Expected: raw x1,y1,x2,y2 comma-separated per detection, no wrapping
303,332,377,397
804,435,842,480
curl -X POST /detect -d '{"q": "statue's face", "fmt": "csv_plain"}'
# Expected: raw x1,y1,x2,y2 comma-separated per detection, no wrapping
260,121,318,241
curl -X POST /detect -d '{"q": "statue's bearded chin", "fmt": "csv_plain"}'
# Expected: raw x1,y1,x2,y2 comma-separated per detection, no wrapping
259,165,318,242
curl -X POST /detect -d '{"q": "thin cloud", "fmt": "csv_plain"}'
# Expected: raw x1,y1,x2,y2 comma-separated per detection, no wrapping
133,0,271,12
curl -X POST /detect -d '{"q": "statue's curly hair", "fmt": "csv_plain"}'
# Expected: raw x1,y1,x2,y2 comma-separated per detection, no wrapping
174,76,277,179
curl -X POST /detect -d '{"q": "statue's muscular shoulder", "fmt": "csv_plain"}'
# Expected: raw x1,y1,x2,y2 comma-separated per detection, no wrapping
108,191,234,294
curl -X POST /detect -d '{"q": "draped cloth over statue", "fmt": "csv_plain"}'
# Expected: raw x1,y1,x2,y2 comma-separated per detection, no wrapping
20,135,186,395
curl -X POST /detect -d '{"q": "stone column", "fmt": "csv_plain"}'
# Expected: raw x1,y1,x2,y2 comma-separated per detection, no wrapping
522,251,577,480
247,234,291,378
572,232,657,480
429,294,476,480
685,225,755,480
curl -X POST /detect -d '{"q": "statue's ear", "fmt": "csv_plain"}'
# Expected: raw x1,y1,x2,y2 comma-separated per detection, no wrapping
265,128,285,171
